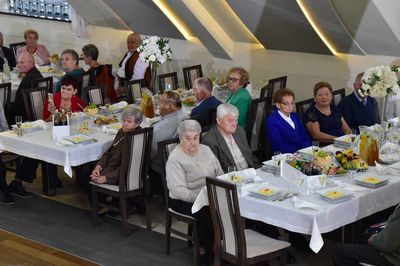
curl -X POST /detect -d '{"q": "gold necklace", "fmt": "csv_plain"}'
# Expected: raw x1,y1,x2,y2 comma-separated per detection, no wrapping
113,135,124,147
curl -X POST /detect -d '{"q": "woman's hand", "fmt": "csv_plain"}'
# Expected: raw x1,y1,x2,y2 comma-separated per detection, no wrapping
90,165,102,178
48,102,56,114
91,175,107,184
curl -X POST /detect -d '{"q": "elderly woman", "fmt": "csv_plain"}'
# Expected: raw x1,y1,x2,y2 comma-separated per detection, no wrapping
16,29,50,66
305,81,351,144
202,103,260,173
43,76,85,121
91,107,143,185
225,67,252,129
266,88,311,153
166,119,223,258
54,49,85,93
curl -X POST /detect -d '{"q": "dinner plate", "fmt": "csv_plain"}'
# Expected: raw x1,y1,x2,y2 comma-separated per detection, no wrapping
248,185,283,200
353,176,389,188
11,123,41,133
316,188,353,203
334,135,357,143
219,173,251,184
64,134,94,144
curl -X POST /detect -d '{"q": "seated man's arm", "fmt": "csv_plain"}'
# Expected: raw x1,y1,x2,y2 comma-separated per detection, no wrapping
371,209,400,252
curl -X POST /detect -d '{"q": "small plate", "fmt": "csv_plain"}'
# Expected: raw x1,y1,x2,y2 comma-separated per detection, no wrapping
248,185,283,200
353,176,389,188
64,134,94,144
219,173,249,184
334,135,357,143
316,188,353,203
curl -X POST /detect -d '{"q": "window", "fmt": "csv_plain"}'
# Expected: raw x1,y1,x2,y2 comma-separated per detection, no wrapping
4,0,70,21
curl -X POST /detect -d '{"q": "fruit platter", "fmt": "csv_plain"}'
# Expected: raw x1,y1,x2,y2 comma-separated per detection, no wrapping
335,149,368,171
288,150,347,176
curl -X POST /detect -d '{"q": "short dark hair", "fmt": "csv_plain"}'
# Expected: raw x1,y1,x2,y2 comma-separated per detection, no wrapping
313,81,333,96
61,49,80,65
82,44,99,61
273,88,295,104
61,75,79,90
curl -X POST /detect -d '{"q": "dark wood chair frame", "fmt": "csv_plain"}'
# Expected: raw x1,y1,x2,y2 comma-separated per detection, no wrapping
126,79,145,104
183,64,203,89
295,97,315,122
158,72,179,92
81,85,106,106
158,138,200,266
0,82,12,124
91,127,153,232
32,77,53,94
9,42,26,60
333,88,346,105
206,177,288,266
22,86,48,121
260,76,287,99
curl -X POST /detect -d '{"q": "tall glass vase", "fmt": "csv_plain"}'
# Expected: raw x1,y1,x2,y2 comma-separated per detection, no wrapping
150,62,158,94
381,95,389,124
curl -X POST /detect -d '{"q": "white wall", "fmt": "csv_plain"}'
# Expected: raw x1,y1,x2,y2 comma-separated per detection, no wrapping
1,13,399,101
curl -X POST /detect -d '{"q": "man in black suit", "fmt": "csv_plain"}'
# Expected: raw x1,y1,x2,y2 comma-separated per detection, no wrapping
0,32,16,71
11,52,43,122
190,77,221,126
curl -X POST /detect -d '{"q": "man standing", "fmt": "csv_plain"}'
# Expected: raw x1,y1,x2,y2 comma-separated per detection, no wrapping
0,32,16,71
338,73,380,132
116,32,151,96
190,77,221,126
11,52,43,122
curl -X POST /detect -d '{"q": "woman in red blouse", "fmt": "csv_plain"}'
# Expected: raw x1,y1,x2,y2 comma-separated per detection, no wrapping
43,76,85,121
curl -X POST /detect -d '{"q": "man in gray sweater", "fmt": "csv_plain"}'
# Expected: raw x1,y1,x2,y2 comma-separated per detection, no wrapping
332,204,400,266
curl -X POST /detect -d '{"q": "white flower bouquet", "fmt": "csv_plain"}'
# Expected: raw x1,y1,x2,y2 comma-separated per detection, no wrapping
360,65,400,97
137,36,172,66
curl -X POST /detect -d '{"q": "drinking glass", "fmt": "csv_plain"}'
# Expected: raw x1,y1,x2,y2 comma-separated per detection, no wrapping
350,128,358,151
227,165,237,173
347,161,357,179
273,151,282,166
15,116,23,136
312,140,319,155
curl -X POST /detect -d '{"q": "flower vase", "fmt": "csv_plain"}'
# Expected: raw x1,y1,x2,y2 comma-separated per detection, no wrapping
381,95,389,125
150,62,158,94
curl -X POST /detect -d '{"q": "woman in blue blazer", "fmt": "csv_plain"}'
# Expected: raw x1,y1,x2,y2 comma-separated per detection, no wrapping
266,88,311,153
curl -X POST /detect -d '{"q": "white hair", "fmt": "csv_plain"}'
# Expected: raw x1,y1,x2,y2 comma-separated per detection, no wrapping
216,103,239,118
177,119,201,138
122,106,143,124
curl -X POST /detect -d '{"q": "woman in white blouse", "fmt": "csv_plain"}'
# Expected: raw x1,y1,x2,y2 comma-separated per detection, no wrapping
166,119,223,260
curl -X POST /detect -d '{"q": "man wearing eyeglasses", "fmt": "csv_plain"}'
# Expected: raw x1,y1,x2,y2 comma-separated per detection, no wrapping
225,67,252,129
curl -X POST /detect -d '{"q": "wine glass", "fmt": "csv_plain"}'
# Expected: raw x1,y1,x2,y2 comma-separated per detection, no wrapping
104,98,111,116
15,116,23,128
312,140,319,156
347,161,357,179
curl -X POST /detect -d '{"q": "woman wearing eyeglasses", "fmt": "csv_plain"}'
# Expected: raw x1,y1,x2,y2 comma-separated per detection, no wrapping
266,88,311,153
225,67,252,129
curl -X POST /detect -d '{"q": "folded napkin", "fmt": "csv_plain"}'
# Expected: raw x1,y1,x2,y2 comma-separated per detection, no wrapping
292,196,324,211
110,101,128,110
375,161,400,175
103,128,118,135
31,119,48,129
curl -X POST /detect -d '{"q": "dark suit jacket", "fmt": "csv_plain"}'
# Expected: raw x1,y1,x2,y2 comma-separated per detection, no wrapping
12,67,43,121
190,96,221,126
202,125,261,173
0,46,16,71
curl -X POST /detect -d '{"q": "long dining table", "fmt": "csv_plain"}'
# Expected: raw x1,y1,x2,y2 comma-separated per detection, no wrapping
192,151,400,253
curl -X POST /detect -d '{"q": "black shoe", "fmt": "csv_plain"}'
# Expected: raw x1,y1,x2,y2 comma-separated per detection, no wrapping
9,181,34,198
1,193,15,205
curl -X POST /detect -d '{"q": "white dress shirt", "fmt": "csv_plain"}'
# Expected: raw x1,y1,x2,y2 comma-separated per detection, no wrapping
278,110,295,129
117,51,149,81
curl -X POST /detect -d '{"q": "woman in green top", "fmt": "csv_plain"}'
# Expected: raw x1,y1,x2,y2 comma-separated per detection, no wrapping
54,49,85,93
225,67,252,129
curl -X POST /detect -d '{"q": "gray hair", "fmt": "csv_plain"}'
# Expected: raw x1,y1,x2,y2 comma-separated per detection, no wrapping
177,119,201,138
216,103,239,119
122,106,143,124
194,77,213,92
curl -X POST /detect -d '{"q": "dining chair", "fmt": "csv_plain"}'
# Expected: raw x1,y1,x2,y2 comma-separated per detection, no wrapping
158,138,200,266
333,88,346,105
183,65,203,89
295,97,314,122
246,96,273,161
206,177,290,266
32,77,53,93
158,72,179,92
22,86,48,121
81,85,105,106
206,107,217,126
260,76,287,99
9,42,26,60
91,127,153,232
0,82,12,124
126,79,145,104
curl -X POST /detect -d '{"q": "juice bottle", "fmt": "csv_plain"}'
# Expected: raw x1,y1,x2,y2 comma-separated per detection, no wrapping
359,126,370,161
367,138,379,166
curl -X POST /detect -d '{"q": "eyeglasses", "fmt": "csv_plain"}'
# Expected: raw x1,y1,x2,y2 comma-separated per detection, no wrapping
226,77,239,83
280,102,295,106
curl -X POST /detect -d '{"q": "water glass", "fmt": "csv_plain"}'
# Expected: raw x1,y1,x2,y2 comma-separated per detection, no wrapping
227,165,237,173
273,151,282,166
312,140,319,154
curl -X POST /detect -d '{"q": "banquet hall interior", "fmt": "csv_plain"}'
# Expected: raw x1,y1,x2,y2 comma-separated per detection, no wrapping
1,0,400,265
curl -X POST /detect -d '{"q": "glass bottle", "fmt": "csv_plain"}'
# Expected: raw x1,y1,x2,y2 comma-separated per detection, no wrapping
9,0,15,13
367,135,379,166
359,125,370,161
30,0,38,17
45,2,53,19
3,59,11,77
38,0,45,18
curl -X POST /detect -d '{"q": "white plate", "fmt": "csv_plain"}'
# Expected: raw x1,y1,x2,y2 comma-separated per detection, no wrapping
316,188,353,203
247,184,283,200
219,173,251,184
64,134,94,144
353,176,389,188
334,135,357,144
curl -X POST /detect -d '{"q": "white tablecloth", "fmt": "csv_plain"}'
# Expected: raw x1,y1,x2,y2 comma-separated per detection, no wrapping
192,167,400,253
0,126,114,177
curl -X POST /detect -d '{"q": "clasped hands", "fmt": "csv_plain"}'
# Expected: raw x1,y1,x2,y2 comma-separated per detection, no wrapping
90,165,107,184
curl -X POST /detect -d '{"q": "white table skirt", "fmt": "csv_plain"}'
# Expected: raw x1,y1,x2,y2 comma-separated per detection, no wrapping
0,127,114,177
192,168,400,253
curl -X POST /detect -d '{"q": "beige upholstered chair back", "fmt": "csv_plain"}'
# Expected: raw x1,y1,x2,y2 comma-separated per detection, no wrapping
23,86,47,121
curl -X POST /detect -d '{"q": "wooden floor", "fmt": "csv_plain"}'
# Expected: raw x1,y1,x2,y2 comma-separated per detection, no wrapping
0,229,99,266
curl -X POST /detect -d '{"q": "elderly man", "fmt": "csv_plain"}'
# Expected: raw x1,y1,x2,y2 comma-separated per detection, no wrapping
149,91,181,193
190,77,221,126
116,32,151,96
11,52,43,122
338,73,380,132
202,103,260,173
0,32,16,71
81,44,117,102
